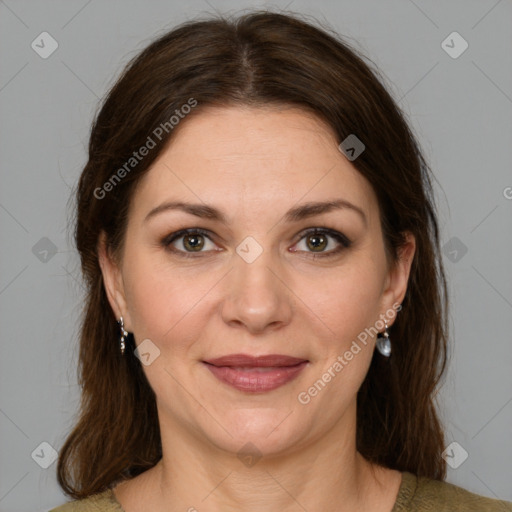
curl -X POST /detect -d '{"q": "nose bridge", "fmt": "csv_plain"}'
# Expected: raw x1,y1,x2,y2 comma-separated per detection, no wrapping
221,235,293,332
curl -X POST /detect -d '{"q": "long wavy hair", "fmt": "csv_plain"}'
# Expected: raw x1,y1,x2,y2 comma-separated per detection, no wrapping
57,10,449,498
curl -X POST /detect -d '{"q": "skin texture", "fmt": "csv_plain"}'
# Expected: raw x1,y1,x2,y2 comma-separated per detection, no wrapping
99,106,415,512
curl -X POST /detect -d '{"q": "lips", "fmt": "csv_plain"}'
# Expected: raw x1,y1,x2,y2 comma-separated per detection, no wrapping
203,353,308,392
204,354,307,367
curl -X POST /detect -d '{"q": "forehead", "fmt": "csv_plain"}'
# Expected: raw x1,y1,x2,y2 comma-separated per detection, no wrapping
131,106,378,225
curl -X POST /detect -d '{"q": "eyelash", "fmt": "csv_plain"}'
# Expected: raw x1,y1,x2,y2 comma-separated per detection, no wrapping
161,227,352,260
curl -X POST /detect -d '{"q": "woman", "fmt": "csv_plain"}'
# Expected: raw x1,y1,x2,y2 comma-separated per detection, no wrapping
51,10,511,511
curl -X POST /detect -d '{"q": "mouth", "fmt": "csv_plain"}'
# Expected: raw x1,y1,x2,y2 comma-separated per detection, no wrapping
202,354,309,393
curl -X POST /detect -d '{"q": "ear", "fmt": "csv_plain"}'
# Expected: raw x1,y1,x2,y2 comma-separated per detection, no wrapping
97,231,131,330
380,231,416,327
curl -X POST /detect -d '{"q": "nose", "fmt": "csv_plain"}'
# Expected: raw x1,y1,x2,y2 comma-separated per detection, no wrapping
220,247,294,335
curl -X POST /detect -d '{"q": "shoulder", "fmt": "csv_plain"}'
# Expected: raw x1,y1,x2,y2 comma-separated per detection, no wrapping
49,489,124,512
393,471,512,512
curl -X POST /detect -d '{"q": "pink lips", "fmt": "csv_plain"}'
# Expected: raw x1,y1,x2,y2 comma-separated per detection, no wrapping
203,354,308,392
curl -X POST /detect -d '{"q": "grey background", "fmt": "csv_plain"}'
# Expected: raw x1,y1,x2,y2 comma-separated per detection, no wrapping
0,0,511,510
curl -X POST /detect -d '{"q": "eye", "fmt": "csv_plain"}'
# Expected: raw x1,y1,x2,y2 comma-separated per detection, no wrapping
162,228,218,257
291,228,351,258
162,227,352,259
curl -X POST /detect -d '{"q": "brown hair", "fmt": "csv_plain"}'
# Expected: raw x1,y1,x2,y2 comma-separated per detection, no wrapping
58,10,449,498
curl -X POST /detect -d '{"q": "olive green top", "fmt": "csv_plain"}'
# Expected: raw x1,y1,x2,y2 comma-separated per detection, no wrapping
49,471,512,511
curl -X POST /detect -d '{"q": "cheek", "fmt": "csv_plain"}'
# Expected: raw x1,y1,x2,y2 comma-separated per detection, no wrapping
306,259,385,346
122,251,218,353
296,266,383,413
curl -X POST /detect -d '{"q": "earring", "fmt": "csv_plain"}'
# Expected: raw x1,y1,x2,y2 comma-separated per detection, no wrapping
376,321,391,357
118,316,128,355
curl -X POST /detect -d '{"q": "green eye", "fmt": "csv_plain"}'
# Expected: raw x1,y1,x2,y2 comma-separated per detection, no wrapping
163,228,214,255
162,227,351,259
306,232,328,251
292,228,351,258
181,233,206,252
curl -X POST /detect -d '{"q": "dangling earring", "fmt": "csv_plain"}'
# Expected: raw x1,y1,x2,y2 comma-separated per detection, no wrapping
118,316,128,356
376,321,391,357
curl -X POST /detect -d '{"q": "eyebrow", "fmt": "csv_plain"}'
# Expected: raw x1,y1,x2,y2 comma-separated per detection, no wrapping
144,199,367,226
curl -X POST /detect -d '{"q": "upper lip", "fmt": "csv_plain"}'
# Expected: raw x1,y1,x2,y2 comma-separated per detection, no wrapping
203,354,308,367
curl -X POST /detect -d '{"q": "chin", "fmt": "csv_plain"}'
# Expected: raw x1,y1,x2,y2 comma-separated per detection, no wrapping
203,406,309,459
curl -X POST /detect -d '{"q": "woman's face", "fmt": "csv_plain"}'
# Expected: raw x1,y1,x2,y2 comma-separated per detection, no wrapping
101,106,414,457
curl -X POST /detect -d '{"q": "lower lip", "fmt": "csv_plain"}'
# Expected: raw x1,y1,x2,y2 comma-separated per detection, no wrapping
204,362,308,392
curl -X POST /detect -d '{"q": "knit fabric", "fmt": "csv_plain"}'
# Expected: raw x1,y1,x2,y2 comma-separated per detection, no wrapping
49,471,512,511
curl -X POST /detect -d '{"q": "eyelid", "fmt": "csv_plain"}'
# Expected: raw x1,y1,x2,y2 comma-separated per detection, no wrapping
161,226,352,258
161,228,217,255
293,227,352,249
289,227,352,259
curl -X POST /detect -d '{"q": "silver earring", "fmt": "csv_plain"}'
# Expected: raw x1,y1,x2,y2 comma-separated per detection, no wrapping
118,316,128,355
376,321,391,357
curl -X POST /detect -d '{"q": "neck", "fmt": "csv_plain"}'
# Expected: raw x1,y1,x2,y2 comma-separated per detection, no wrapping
148,404,396,512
